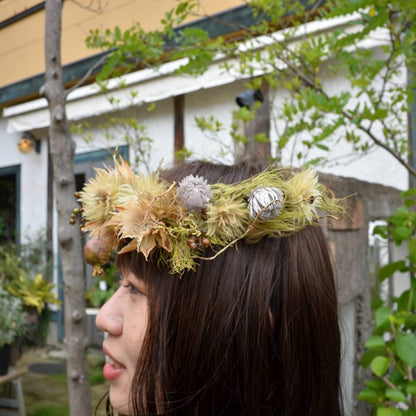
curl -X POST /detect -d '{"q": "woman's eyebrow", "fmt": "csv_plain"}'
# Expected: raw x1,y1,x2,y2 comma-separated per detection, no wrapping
127,274,146,288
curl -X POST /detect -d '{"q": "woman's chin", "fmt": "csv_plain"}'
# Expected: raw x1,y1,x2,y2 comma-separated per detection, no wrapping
109,384,133,415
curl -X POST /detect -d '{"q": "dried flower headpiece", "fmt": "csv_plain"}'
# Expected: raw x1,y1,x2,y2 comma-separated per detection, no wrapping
75,157,343,276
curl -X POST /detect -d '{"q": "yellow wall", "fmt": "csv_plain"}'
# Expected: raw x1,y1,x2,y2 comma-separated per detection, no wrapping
0,0,244,88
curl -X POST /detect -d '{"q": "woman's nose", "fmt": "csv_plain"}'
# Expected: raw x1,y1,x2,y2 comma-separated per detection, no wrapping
95,289,123,336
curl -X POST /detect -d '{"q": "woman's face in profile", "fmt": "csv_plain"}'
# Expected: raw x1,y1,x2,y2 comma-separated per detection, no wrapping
96,270,149,415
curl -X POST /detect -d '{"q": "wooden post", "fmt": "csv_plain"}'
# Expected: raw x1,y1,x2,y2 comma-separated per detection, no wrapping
174,94,185,163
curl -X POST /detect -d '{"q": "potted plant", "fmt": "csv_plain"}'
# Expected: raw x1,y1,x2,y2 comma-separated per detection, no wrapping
5,272,61,346
0,286,27,375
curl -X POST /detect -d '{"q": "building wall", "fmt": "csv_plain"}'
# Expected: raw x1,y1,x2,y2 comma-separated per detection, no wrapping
0,0,244,88
0,118,48,242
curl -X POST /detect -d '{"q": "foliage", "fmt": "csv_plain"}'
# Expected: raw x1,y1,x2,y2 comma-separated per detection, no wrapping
71,90,153,173
86,0,416,173
0,285,28,347
0,245,23,283
6,272,61,314
358,190,416,413
0,230,51,283
85,260,118,308
0,232,59,314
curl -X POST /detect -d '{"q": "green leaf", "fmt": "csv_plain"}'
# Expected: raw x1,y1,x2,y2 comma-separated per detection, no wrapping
316,143,329,151
357,388,379,404
404,199,416,208
397,290,412,312
365,379,385,390
385,387,407,402
361,347,388,368
407,380,416,394
410,238,416,258
373,225,388,239
371,297,384,310
379,261,406,281
306,157,325,166
394,226,412,240
404,314,416,329
370,356,391,377
377,407,403,416
375,307,391,328
397,333,416,368
254,133,270,143
365,335,386,349
401,188,416,198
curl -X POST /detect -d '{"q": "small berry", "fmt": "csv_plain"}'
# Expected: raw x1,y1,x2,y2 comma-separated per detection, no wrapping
74,192,80,198
189,242,198,250
69,218,76,225
186,237,196,247
201,237,210,247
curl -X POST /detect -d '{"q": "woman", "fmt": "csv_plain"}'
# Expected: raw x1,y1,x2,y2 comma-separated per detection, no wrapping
79,158,344,415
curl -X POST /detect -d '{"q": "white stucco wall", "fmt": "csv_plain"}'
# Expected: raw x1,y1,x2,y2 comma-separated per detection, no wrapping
268,56,409,191
0,118,48,243
70,97,175,173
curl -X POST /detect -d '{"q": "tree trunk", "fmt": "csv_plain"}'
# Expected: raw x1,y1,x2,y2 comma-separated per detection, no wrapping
43,1,92,415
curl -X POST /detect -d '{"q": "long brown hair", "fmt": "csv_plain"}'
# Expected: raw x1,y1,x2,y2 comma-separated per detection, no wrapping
116,159,343,416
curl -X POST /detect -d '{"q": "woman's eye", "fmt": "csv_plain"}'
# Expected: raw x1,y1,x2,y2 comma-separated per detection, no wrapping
124,283,143,296
119,277,145,296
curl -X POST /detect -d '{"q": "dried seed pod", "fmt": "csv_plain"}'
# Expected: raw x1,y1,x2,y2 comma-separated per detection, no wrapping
83,237,112,277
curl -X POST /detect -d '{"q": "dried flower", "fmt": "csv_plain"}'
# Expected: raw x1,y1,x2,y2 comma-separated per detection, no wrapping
79,156,344,276
248,187,284,220
78,158,133,224
207,198,249,240
177,175,212,211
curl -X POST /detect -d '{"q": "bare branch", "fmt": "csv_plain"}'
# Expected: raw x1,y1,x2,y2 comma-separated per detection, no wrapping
266,46,416,177
65,53,109,98
69,0,109,13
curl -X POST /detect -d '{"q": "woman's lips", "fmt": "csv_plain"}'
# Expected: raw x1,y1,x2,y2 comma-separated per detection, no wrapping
102,349,126,381
103,360,126,381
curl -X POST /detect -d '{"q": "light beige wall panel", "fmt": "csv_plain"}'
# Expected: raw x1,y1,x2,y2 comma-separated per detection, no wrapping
0,0,41,20
0,12,44,85
1,0,244,87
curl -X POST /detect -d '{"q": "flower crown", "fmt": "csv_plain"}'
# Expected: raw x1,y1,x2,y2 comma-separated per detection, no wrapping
75,157,343,276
